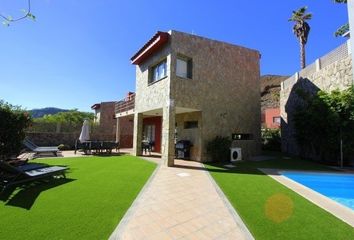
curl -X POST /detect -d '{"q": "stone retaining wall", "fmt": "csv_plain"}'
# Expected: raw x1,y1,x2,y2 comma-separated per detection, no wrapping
26,132,116,149
280,41,352,157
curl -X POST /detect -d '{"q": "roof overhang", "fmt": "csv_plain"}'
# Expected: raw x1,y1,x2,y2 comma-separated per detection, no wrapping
131,31,170,65
91,104,101,110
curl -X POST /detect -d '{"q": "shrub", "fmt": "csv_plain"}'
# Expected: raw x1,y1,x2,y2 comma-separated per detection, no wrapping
261,128,281,151
0,100,32,160
206,136,231,162
293,87,354,165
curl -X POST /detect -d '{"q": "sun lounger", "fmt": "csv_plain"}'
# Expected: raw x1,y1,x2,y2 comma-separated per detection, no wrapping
23,139,59,156
0,160,67,192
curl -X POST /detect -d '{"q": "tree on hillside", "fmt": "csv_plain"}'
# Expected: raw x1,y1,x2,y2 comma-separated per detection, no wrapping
1,0,35,26
35,110,94,125
289,6,312,69
30,110,95,133
334,0,349,37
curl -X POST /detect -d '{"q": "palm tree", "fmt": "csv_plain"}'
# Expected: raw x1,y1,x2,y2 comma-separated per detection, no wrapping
289,6,312,69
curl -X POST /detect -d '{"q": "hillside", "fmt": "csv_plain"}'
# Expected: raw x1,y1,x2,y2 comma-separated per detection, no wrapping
30,107,69,118
260,75,289,111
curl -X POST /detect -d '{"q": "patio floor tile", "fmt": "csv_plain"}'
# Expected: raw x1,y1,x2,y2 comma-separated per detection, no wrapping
109,159,253,240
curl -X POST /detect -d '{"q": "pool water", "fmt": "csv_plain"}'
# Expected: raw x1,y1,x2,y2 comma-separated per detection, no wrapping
282,171,354,210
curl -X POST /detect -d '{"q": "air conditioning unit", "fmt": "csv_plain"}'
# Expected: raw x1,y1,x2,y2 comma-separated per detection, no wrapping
230,147,242,162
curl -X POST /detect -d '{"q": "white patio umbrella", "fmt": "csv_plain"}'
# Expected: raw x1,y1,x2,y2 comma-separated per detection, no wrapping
79,119,90,142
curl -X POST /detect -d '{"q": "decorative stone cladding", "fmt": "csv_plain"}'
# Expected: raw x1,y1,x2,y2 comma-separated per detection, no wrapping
133,30,261,163
280,41,353,156
92,102,117,135
349,0,354,79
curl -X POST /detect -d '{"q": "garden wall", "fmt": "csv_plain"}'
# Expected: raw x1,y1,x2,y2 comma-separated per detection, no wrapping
280,40,353,157
26,132,116,149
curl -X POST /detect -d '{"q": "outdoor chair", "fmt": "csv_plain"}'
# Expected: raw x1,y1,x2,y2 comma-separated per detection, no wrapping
142,140,152,155
90,141,102,153
101,141,119,153
0,160,67,192
74,139,91,154
23,138,59,157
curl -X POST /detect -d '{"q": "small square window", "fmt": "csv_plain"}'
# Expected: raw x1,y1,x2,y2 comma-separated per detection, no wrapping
273,117,281,124
150,59,167,84
176,56,192,79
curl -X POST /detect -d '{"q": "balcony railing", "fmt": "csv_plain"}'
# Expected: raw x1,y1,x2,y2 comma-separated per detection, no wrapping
115,93,135,114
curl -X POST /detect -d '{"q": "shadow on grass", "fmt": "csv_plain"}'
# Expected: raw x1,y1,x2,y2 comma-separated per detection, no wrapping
0,178,75,210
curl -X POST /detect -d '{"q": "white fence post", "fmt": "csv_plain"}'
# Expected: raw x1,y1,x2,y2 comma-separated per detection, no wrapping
315,59,321,71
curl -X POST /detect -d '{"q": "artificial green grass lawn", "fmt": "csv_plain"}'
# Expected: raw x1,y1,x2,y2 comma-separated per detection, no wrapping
205,153,354,240
0,155,156,240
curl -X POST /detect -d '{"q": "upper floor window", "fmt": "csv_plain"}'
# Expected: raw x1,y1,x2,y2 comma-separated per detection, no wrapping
273,116,281,124
150,59,167,84
176,56,192,79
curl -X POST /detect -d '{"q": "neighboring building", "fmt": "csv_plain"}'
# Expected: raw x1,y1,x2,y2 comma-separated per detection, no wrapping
115,92,134,148
260,75,288,129
280,40,353,156
262,108,280,129
91,101,116,136
116,30,261,166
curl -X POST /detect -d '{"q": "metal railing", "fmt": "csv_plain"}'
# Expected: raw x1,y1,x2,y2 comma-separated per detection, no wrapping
115,93,135,114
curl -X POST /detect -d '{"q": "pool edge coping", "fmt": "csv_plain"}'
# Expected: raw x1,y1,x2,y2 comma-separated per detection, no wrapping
258,168,354,228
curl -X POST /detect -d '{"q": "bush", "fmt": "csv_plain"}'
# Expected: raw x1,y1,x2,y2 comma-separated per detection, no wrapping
261,128,281,151
0,100,32,160
206,136,231,162
294,87,354,165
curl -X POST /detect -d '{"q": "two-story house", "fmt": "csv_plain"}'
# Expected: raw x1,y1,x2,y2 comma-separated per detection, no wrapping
116,30,261,166
91,101,116,137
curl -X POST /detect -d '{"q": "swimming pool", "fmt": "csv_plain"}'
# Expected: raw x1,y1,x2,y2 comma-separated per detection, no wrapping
282,171,354,210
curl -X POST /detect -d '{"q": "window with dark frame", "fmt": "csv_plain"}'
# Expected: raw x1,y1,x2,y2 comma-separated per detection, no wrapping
184,121,198,129
150,59,167,84
176,56,192,79
273,116,281,124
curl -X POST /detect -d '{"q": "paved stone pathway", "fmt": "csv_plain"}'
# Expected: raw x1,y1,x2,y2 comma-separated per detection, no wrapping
109,159,253,240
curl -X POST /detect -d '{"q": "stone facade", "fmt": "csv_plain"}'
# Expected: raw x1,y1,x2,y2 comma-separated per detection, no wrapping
349,0,354,80
133,30,261,165
280,41,353,156
92,102,116,135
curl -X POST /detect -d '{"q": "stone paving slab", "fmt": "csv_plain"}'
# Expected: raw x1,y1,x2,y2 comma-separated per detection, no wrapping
109,160,253,240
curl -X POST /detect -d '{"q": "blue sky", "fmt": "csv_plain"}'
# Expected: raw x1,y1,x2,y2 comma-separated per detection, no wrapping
0,0,349,112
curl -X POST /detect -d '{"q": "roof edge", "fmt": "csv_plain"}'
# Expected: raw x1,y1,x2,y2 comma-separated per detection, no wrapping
131,31,170,65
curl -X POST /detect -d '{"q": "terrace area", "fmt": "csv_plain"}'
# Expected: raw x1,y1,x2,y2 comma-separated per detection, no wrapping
1,150,354,240
115,93,135,117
